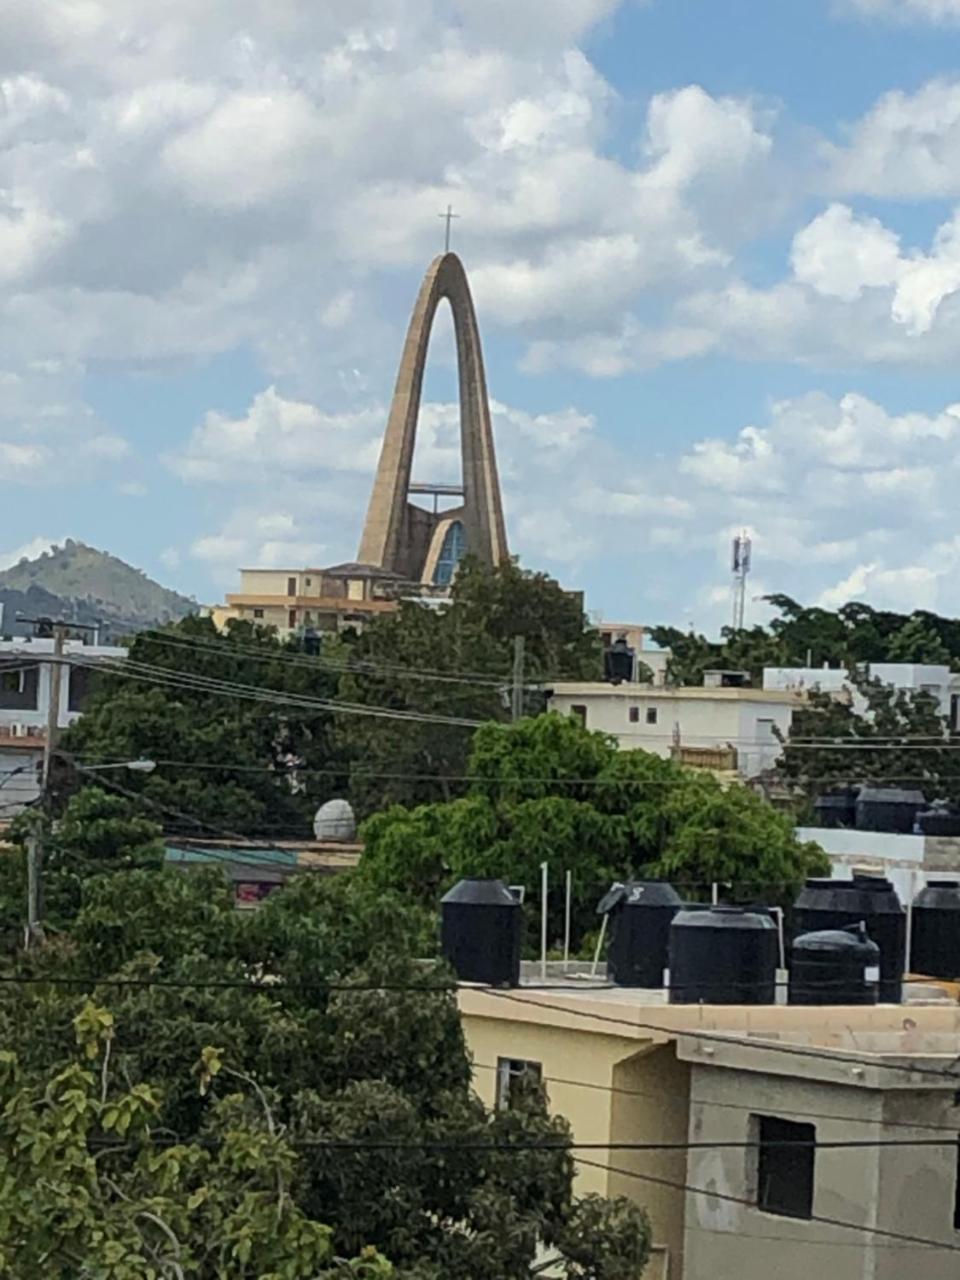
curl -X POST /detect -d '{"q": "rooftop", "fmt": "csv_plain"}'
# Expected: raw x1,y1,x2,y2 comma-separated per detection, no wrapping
549,681,804,704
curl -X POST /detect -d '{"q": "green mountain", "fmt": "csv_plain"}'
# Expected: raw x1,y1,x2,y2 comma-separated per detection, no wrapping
0,540,196,640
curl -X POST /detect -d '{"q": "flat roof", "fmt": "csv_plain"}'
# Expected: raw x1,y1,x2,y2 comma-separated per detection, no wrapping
549,682,803,704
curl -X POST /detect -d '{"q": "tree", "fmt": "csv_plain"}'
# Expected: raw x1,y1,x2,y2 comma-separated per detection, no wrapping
0,865,653,1279
337,558,602,813
58,615,347,839
360,714,829,946
779,675,960,805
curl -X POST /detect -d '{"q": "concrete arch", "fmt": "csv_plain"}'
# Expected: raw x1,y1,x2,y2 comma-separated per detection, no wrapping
357,253,508,582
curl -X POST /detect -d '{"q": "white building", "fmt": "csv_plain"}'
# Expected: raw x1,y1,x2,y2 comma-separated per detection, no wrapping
0,638,126,815
764,663,959,724
547,682,803,779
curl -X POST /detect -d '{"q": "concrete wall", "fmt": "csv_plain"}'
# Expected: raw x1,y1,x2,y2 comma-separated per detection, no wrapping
548,686,793,777
683,1061,957,1280
461,1012,685,1276
0,642,124,731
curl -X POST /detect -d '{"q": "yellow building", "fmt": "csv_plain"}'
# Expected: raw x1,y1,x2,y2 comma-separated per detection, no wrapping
214,563,407,638
459,977,960,1280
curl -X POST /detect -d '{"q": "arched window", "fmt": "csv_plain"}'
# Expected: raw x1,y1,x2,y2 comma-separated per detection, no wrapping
433,520,466,587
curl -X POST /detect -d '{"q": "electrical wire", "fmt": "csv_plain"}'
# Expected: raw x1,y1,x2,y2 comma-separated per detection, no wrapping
572,1157,960,1254
476,989,960,1083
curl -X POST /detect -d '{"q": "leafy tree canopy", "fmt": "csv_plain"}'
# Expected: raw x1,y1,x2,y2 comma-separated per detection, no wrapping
360,714,829,948
0,859,651,1279
336,557,602,813
649,598,960,687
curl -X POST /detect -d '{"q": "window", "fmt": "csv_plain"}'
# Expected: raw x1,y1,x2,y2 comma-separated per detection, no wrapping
287,609,297,630
646,707,658,725
754,1115,815,1219
600,631,612,647
432,520,466,587
287,577,297,596
0,669,23,695
67,666,91,713
495,1058,542,1110
570,704,587,727
305,577,312,587
253,608,264,619
629,706,640,723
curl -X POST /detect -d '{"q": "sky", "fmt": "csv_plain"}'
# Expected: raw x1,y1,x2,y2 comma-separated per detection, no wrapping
5,0,960,633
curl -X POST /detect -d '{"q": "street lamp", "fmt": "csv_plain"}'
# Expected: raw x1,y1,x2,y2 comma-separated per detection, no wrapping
76,759,157,775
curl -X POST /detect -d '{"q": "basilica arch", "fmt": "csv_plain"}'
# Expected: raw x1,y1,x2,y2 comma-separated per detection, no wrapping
357,253,509,584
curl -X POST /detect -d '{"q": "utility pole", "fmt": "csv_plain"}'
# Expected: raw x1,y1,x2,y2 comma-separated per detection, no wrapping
511,635,525,723
21,618,71,946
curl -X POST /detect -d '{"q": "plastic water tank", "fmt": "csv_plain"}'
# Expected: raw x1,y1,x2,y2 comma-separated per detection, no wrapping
855,787,925,834
792,875,905,1002
313,798,357,842
812,788,858,830
440,878,522,987
597,880,682,988
911,880,960,979
668,906,777,1005
788,924,879,1006
916,804,960,837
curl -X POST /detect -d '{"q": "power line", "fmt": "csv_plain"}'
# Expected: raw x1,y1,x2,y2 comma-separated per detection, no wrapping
572,1157,960,1254
478,990,960,1083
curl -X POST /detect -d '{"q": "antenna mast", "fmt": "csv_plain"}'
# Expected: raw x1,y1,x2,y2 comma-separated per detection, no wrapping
731,530,752,631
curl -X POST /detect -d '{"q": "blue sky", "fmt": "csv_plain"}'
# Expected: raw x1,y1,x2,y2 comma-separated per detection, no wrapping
5,0,960,632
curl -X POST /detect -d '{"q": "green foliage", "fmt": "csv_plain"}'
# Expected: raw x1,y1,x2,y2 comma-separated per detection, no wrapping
59,615,347,838
360,714,829,946
337,558,602,814
650,597,960,687
780,675,960,803
0,866,652,1278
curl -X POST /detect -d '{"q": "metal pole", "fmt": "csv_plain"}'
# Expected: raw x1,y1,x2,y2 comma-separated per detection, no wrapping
711,881,719,906
590,914,608,978
563,870,572,971
540,861,549,983
27,622,66,945
905,871,917,974
511,636,525,723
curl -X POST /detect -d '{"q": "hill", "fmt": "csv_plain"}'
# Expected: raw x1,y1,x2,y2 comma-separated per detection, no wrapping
0,540,196,640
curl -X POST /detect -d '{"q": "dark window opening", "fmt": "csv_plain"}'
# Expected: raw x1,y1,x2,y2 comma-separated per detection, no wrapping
0,662,39,711
67,665,91,713
646,707,658,725
755,1115,815,1219
287,609,297,630
629,706,640,723
495,1058,542,1110
570,704,587,727
287,577,297,596
253,608,264,619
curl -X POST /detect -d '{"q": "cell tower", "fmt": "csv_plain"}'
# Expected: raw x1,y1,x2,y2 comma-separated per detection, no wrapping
731,530,752,631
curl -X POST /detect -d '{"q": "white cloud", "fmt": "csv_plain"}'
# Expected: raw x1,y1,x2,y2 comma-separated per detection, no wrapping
847,0,960,21
828,80,960,197
0,534,66,571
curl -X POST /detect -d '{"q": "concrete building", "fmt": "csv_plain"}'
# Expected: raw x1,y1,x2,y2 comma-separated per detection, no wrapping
0,636,125,813
547,682,803,779
764,663,960,725
357,252,509,586
794,823,960,906
459,975,960,1280
214,563,407,639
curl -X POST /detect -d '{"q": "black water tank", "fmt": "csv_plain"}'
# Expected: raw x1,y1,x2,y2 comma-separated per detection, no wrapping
440,878,522,986
856,787,925,834
916,804,960,837
813,788,858,829
792,875,905,1002
669,906,777,1004
604,639,635,684
598,880,682,988
788,924,879,1006
911,880,960,979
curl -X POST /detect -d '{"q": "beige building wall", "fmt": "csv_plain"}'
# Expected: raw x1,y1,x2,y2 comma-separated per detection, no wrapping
548,683,800,777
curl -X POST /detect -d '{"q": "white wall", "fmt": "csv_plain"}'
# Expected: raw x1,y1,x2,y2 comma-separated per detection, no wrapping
0,641,126,731
548,687,794,777
764,663,954,719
